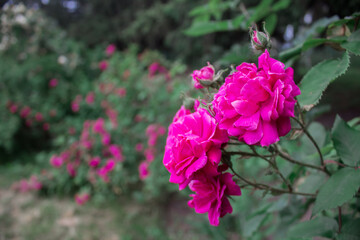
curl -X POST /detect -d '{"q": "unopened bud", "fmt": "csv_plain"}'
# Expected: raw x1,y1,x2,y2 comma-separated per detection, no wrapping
250,24,271,52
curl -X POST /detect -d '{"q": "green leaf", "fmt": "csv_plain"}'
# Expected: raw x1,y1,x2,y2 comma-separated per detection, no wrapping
298,51,350,109
313,168,360,215
242,214,267,237
287,217,338,238
184,15,245,37
331,115,360,167
265,14,277,35
247,0,273,26
272,0,291,11
298,174,327,194
341,29,360,56
337,219,360,240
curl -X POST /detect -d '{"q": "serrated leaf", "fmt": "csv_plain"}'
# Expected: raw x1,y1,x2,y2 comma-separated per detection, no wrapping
341,29,360,55
298,51,350,108
287,217,338,238
337,219,360,240
331,115,360,167
313,168,360,215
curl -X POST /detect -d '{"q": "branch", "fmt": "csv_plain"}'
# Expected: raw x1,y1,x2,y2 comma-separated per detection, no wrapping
291,117,331,176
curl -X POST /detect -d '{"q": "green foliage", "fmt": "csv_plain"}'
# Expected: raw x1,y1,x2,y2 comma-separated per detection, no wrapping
341,29,360,56
297,51,350,110
313,168,360,215
332,116,360,167
287,217,338,239
337,219,360,240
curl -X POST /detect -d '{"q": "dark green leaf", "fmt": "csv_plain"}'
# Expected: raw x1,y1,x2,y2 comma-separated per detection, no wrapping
332,115,360,167
337,219,360,240
313,168,360,215
298,51,350,109
287,217,338,238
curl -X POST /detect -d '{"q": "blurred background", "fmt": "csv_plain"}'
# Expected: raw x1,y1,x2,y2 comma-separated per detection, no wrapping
0,0,359,239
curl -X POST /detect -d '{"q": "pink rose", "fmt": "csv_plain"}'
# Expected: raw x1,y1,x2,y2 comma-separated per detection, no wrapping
144,148,155,162
35,113,43,122
139,161,150,180
163,108,228,190
108,145,123,162
135,143,144,152
9,104,18,113
49,78,58,88
212,50,300,146
115,88,126,97
102,133,111,146
191,62,215,89
50,155,63,168
89,156,101,168
67,163,76,177
188,172,241,226
105,44,116,56
20,106,31,118
28,175,42,190
75,193,90,205
43,123,50,131
99,60,108,71
93,118,105,134
85,92,95,104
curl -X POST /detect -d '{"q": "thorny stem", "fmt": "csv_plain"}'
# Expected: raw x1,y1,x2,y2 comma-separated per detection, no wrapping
228,164,316,197
291,117,331,176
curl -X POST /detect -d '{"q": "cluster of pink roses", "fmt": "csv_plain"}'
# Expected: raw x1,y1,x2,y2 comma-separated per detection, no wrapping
138,124,166,180
6,101,53,131
11,175,42,193
98,44,117,71
164,50,300,226
164,102,241,226
49,118,124,203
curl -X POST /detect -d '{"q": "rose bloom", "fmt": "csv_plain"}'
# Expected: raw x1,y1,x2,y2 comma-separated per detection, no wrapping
49,78,58,88
35,113,43,122
85,92,95,104
105,44,116,56
135,143,143,152
139,161,150,180
67,163,77,177
212,50,300,146
98,60,108,71
20,106,31,118
108,145,123,162
50,155,63,168
163,108,228,190
115,88,126,97
75,193,90,205
191,62,215,89
188,172,241,226
89,156,101,168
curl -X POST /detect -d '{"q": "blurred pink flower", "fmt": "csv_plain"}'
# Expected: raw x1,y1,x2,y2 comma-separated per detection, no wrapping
85,92,95,104
89,156,101,168
99,60,108,71
75,193,90,205
50,155,63,168
101,133,111,146
109,145,123,162
144,148,155,162
139,161,150,180
135,143,144,152
106,44,116,56
20,106,31,118
49,78,58,88
43,123,50,131
67,163,77,177
115,88,126,97
93,118,106,134
35,113,43,122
